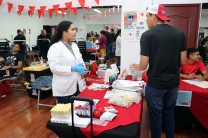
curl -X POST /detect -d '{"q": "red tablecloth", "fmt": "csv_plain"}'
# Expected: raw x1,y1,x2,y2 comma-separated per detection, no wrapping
87,49,99,53
78,88,142,138
179,79,208,130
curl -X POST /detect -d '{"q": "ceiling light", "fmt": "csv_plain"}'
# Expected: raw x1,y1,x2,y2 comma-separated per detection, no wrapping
58,11,67,14
93,9,101,14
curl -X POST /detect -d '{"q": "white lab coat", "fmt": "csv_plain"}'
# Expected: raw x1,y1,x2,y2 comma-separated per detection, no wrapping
47,41,85,97
115,35,121,56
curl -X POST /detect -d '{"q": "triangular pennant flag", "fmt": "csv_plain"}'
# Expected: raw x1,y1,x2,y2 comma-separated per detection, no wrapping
48,9,53,18
28,10,31,17
7,2,13,13
60,8,66,17
37,9,42,18
53,4,60,16
40,6,46,17
65,2,72,14
0,0,3,6
29,6,35,11
86,7,90,12
78,0,85,9
30,10,34,17
95,0,99,5
18,5,24,14
17,11,21,16
73,8,77,15
29,6,35,16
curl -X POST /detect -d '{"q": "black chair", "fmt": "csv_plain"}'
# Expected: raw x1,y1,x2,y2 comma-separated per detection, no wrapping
198,45,208,64
0,39,11,58
37,39,50,60
72,38,89,62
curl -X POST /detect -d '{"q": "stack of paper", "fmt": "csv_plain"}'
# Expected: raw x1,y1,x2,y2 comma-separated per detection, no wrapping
112,80,144,92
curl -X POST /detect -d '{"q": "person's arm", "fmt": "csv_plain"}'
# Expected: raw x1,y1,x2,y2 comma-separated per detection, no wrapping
180,32,187,66
196,62,208,80
181,51,187,66
96,37,102,45
201,70,208,80
180,73,196,79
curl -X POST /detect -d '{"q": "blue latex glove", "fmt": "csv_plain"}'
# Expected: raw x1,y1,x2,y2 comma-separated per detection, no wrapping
71,63,87,75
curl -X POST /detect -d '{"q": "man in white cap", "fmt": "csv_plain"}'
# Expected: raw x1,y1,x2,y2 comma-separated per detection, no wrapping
130,4,187,138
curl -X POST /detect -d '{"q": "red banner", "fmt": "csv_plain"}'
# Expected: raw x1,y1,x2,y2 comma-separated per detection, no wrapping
65,2,72,14
86,7,90,12
78,0,85,9
7,2,13,13
73,8,77,15
53,4,60,16
48,9,53,18
95,0,99,5
18,5,24,15
40,6,46,17
60,8,66,17
37,9,42,18
0,0,3,6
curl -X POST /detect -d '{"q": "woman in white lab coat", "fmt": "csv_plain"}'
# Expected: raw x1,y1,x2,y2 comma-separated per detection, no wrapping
115,29,121,67
47,21,87,104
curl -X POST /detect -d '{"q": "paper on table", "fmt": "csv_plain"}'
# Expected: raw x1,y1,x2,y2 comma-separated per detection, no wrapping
183,79,208,89
68,113,90,128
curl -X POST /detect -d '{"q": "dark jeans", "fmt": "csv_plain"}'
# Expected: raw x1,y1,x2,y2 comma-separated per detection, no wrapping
56,84,80,104
145,84,178,138
107,42,115,56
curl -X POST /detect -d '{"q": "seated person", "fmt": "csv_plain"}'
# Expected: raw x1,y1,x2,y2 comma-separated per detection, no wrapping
180,48,208,80
0,43,23,77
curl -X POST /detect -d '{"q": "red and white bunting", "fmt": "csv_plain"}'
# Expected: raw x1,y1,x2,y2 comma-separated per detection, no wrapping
95,0,99,5
65,2,72,14
78,0,85,9
29,6,35,17
28,10,31,17
53,4,60,16
86,7,90,12
18,5,24,15
7,2,13,13
37,9,42,18
60,8,66,17
48,9,53,18
40,6,46,17
73,8,77,15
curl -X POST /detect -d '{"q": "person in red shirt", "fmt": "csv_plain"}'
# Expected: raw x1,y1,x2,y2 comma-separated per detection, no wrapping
96,30,107,57
180,48,208,80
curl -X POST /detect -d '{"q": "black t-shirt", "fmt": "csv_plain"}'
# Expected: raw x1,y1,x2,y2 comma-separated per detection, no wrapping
37,34,51,48
140,24,187,89
5,53,23,76
14,34,26,46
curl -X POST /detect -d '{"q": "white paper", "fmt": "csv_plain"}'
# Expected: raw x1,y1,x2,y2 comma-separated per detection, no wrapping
68,114,90,128
74,99,100,107
183,79,208,89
